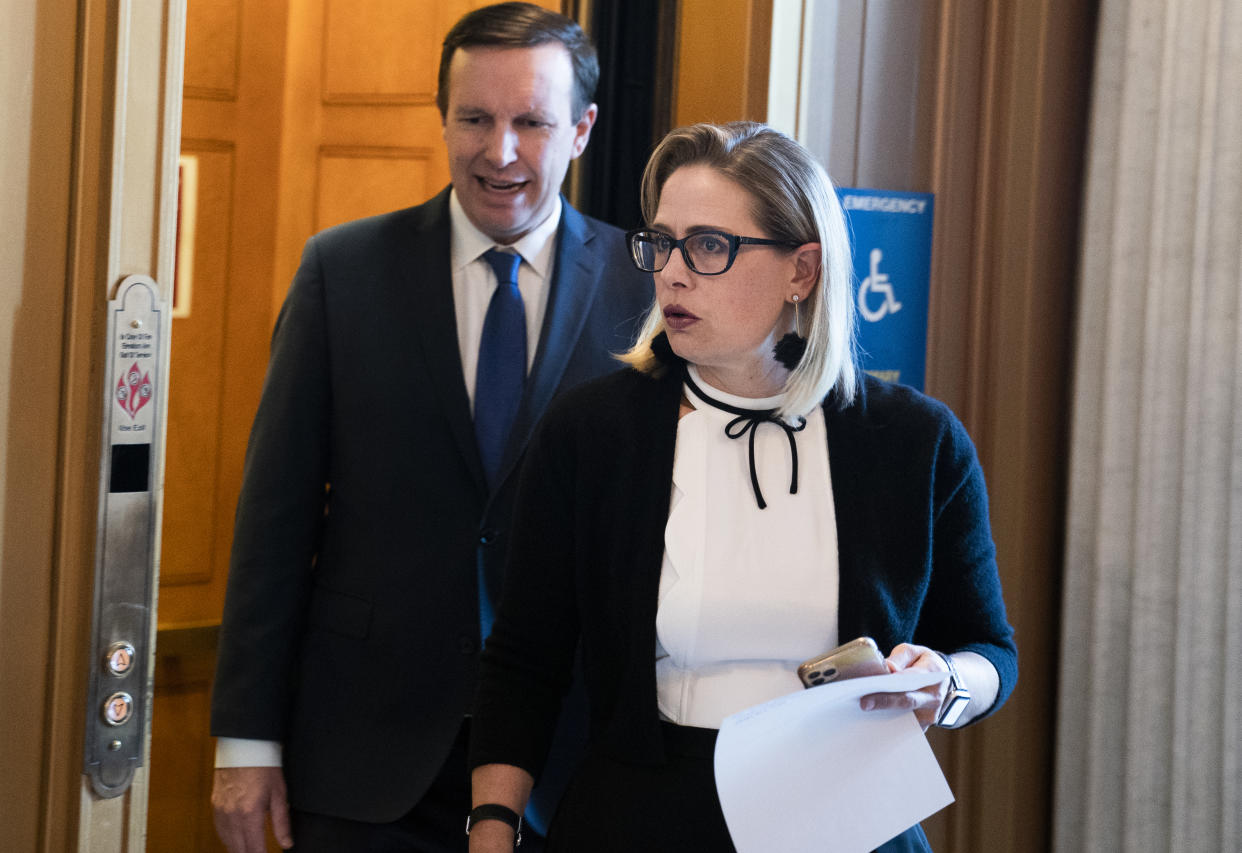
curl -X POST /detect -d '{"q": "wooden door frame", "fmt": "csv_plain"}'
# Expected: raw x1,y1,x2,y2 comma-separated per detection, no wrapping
34,1,186,849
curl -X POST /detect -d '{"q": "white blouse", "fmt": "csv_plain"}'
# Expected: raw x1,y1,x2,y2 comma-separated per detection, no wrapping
655,367,841,729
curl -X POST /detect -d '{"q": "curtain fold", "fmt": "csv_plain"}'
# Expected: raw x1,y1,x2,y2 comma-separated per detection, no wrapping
1055,1,1242,851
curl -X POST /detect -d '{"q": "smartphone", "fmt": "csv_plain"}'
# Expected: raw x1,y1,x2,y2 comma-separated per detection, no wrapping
797,637,887,688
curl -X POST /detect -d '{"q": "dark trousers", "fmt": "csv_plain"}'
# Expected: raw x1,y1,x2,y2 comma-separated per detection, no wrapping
546,722,735,852
545,722,930,853
288,721,546,853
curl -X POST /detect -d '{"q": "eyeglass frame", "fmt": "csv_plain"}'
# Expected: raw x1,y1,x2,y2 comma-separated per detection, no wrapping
626,228,801,276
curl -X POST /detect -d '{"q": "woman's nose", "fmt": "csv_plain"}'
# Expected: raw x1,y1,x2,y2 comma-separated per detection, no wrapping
656,245,693,289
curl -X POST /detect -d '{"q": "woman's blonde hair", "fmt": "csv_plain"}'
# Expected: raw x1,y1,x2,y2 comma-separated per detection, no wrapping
619,121,857,416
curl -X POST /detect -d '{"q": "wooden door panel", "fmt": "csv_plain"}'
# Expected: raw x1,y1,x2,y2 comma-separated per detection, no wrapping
160,141,235,597
184,0,241,101
316,146,437,231
322,0,447,103
148,628,226,853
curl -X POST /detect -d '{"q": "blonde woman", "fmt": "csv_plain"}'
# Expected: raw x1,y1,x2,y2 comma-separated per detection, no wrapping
466,122,1016,852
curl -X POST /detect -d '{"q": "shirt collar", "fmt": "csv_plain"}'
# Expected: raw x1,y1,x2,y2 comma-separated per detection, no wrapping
449,190,561,278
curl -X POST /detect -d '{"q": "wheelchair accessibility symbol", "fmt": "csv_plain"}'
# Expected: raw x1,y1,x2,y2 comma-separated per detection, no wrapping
857,248,902,322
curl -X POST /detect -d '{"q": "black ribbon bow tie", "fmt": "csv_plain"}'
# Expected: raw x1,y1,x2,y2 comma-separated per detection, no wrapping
684,375,806,510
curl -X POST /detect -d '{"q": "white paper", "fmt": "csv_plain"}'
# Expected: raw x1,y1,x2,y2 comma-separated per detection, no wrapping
713,670,953,853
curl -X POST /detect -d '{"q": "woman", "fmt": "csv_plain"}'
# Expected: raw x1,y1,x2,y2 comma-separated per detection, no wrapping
466,122,1016,852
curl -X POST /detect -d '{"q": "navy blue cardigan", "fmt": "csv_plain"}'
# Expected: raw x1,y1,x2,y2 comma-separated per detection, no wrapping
471,362,1017,777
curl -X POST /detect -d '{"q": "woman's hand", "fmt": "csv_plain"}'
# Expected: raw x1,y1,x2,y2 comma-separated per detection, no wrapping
858,643,949,731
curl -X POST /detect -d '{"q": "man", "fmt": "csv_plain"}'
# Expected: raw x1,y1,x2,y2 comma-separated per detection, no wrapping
209,5,651,851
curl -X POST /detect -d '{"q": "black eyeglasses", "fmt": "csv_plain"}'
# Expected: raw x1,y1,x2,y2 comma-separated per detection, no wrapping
626,228,799,276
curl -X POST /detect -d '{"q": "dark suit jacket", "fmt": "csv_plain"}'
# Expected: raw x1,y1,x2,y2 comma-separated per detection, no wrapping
210,188,652,823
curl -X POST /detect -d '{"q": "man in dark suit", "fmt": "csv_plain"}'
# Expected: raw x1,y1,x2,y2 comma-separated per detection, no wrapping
208,5,651,851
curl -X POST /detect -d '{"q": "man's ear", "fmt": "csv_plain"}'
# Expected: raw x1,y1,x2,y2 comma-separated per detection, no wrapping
570,103,599,159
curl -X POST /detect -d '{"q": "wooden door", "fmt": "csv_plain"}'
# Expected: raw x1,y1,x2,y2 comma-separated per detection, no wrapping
149,0,288,846
147,2,556,849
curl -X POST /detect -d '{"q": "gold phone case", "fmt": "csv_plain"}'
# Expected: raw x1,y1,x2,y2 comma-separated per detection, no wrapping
797,636,886,687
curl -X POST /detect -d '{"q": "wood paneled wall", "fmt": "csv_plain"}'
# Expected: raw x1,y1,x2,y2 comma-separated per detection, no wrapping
160,0,285,628
674,0,771,126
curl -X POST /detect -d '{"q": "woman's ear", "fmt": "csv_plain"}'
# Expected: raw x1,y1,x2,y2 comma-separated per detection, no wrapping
791,243,822,301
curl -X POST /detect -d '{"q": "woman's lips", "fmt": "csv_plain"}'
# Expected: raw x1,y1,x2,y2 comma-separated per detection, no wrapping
663,305,699,331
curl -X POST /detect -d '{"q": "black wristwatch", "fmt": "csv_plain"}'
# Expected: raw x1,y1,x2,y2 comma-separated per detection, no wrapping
466,803,523,847
934,651,971,727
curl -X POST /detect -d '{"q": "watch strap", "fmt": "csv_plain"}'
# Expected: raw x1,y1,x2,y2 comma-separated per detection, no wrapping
934,651,972,728
466,803,523,847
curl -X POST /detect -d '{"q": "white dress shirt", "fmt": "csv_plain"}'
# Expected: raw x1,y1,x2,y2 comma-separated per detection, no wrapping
216,191,562,769
655,366,840,729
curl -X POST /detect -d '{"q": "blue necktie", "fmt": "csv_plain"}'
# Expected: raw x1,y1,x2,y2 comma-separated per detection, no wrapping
475,248,525,641
474,249,526,484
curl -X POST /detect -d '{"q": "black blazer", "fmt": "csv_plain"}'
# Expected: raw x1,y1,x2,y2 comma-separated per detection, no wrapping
210,188,652,822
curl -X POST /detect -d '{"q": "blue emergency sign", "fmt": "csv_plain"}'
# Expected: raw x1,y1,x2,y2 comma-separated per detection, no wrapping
836,187,934,392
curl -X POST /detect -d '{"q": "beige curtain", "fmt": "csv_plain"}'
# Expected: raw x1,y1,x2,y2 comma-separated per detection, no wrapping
1054,1,1242,851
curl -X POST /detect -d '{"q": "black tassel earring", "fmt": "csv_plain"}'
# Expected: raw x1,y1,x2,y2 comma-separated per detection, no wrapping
773,294,807,370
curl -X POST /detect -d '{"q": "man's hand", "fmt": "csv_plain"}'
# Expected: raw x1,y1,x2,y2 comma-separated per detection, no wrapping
212,766,293,852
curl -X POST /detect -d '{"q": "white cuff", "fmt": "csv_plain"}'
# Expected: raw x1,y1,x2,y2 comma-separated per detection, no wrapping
214,737,282,768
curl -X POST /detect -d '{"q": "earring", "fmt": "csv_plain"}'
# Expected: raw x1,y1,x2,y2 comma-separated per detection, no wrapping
774,294,807,370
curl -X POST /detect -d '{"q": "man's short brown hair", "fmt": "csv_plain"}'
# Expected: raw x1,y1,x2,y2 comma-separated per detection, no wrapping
437,2,599,121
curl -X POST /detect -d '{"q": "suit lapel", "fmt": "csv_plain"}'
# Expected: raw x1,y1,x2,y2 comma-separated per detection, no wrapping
399,189,488,493
492,202,603,490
